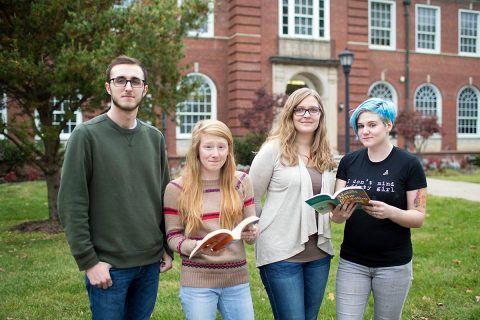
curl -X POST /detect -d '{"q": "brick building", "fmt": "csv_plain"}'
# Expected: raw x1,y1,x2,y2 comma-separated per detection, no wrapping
2,0,479,166
169,0,480,163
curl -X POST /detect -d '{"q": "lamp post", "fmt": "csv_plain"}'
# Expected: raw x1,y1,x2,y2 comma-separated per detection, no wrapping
404,0,411,111
339,48,354,154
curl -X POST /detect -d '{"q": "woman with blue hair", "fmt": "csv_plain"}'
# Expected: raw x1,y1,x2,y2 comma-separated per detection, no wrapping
330,97,427,319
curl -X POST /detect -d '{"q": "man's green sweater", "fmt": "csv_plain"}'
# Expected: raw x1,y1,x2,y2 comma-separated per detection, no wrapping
58,114,170,271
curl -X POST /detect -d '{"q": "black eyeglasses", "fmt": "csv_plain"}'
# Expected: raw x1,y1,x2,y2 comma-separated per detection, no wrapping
109,77,145,88
293,107,321,116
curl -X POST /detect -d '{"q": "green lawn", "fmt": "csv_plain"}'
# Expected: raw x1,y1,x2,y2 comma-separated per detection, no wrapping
426,168,480,184
1,181,479,319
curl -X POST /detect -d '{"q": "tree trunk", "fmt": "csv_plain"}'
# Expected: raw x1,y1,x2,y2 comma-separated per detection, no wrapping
45,169,61,222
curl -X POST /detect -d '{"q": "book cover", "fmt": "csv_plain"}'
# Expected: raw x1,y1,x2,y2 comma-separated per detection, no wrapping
305,186,370,214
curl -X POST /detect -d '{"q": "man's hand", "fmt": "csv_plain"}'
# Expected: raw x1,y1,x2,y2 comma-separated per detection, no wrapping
160,252,173,273
86,262,112,289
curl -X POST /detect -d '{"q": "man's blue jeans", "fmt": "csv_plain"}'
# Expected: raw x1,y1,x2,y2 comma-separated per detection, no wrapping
259,256,331,320
85,261,160,320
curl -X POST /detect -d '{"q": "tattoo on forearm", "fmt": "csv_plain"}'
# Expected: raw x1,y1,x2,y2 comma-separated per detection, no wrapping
414,188,427,209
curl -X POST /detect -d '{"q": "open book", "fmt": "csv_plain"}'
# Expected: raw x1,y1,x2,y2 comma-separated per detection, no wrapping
189,216,260,259
305,186,371,214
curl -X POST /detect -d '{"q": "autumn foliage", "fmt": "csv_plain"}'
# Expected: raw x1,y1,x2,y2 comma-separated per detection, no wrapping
238,88,287,134
234,88,287,165
394,109,442,154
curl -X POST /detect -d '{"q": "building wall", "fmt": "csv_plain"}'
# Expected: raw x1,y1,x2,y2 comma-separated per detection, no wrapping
179,0,343,155
178,0,480,158
4,0,480,166
336,0,480,153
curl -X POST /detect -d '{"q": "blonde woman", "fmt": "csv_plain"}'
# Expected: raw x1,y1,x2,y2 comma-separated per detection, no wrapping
164,119,257,320
249,88,336,319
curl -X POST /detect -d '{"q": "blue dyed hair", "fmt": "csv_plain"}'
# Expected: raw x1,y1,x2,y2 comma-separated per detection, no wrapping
349,98,397,138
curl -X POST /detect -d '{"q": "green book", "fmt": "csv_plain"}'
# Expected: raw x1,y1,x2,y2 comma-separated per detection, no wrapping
305,186,371,214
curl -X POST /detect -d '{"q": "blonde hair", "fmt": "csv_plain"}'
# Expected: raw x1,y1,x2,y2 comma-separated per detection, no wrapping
268,88,336,171
179,119,242,235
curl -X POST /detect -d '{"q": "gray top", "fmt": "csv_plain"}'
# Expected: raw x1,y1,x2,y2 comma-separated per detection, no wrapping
249,139,335,267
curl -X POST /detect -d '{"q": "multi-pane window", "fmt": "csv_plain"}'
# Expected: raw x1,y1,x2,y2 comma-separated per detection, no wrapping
459,10,480,55
0,93,6,124
457,86,479,135
295,0,313,35
280,0,329,39
0,93,6,139
368,81,397,106
51,97,83,140
416,5,441,53
113,0,133,10
369,0,396,49
176,74,216,138
414,84,442,124
187,0,214,37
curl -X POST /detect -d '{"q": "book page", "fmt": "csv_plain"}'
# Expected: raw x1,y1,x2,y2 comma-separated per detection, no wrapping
188,216,259,259
231,216,260,239
189,230,234,259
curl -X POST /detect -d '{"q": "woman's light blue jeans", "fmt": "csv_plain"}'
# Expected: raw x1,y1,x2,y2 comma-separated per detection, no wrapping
179,283,254,320
259,256,331,320
336,258,413,320
85,261,160,320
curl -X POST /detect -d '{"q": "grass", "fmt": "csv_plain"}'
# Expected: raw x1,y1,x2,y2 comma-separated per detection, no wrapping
426,168,480,184
1,181,479,319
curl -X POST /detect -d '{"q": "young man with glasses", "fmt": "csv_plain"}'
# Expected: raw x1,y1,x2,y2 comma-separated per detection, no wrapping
58,55,172,319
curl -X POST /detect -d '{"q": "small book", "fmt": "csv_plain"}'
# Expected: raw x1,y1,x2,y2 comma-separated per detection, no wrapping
305,186,371,214
189,216,260,259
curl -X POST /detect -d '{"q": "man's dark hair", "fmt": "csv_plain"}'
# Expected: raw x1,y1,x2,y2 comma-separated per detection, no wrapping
106,55,148,83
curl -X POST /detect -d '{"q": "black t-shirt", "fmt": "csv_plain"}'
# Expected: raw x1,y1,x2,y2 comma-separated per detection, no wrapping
336,147,427,267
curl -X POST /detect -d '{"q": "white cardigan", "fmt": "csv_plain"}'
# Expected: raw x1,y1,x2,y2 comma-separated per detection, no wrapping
250,139,335,267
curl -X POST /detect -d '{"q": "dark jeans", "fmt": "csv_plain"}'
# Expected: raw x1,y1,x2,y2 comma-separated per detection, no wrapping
259,256,331,320
85,261,160,320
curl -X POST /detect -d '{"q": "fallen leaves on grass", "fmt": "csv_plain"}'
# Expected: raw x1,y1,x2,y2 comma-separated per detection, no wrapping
327,292,335,301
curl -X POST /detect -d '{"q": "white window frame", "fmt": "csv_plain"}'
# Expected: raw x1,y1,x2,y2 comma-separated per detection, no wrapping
0,93,7,139
176,73,217,139
415,4,441,54
368,0,396,50
113,0,133,10
457,85,480,137
52,97,83,140
368,81,398,107
35,97,83,141
414,83,442,126
0,93,6,124
458,9,480,57
279,0,330,40
179,0,214,38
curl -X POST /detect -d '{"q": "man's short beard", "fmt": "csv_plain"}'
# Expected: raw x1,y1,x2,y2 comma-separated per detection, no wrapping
111,95,143,111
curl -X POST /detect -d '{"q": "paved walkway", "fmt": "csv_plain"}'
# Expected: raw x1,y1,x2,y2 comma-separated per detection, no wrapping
427,178,480,202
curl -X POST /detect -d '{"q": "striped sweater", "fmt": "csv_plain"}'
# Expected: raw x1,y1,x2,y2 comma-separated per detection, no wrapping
164,171,255,288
